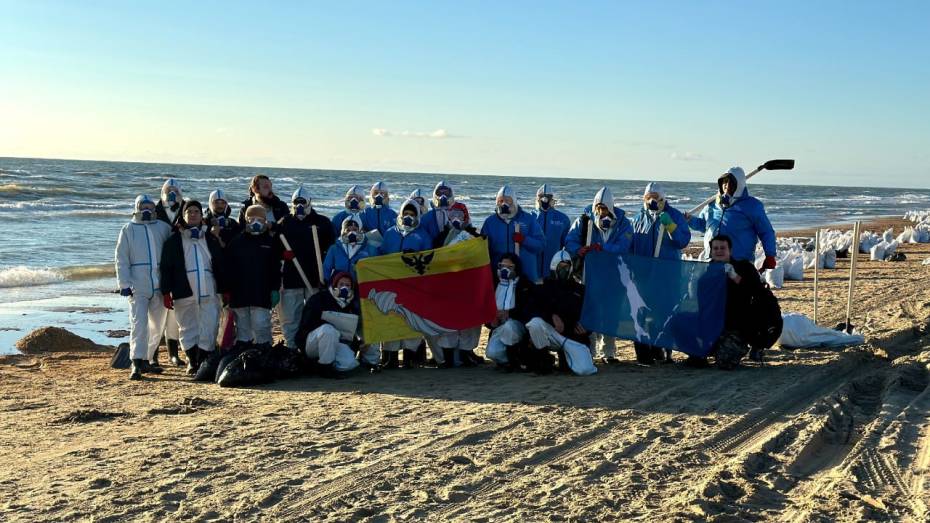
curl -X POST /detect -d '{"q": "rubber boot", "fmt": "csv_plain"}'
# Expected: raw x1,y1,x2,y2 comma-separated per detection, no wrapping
441,348,455,368
150,347,162,368
634,342,655,365
504,345,522,372
141,360,163,374
184,346,201,375
129,359,144,380
556,349,570,373
402,349,416,369
382,351,399,370
416,339,428,364
168,339,184,367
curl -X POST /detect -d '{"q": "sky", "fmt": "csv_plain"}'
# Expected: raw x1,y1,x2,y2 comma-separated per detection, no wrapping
2,1,929,187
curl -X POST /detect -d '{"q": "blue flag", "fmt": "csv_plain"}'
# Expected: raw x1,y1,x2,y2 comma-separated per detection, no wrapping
580,252,727,357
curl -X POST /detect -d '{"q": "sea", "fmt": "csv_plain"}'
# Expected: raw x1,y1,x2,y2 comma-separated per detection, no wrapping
2,157,929,354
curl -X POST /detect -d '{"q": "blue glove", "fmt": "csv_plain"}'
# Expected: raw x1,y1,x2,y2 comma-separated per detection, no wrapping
120,287,133,297
270,290,280,308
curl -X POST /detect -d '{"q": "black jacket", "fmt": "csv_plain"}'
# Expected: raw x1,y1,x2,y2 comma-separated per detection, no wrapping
226,231,282,309
155,201,183,228
539,275,586,344
204,209,243,247
724,260,766,332
276,211,335,290
295,290,359,350
491,277,542,325
237,195,290,229
159,231,227,300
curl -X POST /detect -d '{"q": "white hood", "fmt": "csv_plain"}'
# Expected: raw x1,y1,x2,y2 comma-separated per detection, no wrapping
397,198,422,234
369,181,389,206
161,178,182,204
496,185,518,219
643,182,666,200
344,185,367,211
718,167,747,199
536,183,553,197
408,188,428,215
292,185,312,203
432,180,454,208
593,187,615,214
549,248,573,271
132,194,156,223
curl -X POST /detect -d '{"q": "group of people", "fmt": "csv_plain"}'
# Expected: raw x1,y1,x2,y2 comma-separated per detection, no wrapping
115,167,778,381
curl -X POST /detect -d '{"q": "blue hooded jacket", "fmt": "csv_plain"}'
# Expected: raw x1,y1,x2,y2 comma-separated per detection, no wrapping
565,187,634,255
420,180,455,240
322,216,378,284
359,181,398,235
480,185,546,282
630,183,691,259
531,184,571,278
687,167,776,261
331,185,366,236
380,199,433,254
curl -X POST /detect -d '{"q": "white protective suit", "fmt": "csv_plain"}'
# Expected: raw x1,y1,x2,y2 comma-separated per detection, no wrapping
115,196,172,360
173,227,220,352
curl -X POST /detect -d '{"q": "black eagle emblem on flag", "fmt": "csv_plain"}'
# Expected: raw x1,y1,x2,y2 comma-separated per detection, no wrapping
401,251,435,275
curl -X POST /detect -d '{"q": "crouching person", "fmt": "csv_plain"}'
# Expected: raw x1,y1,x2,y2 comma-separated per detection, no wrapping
524,250,597,375
485,254,538,371
296,272,361,377
115,195,172,380
228,205,281,347
160,200,226,375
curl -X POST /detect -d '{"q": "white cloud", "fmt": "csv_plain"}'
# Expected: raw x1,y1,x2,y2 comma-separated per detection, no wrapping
372,128,458,139
670,151,708,162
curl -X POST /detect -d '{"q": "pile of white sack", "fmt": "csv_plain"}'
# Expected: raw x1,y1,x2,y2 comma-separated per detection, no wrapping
900,210,930,244
858,227,902,261
755,233,841,289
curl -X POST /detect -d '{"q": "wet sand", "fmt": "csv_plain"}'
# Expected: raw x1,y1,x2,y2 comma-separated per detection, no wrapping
2,216,930,522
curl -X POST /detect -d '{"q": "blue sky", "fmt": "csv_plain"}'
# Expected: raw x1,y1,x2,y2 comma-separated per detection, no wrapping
2,1,928,187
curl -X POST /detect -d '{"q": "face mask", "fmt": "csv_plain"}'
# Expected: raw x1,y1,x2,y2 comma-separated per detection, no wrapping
294,204,306,217
451,219,463,230
249,220,264,234
337,286,351,299
556,266,572,280
647,200,659,211
600,216,613,229
402,215,415,227
539,197,551,211
140,209,153,222
348,199,360,211
498,204,511,216
189,227,200,239
498,267,513,280
346,232,358,244
373,194,384,207
167,192,177,203
438,195,449,208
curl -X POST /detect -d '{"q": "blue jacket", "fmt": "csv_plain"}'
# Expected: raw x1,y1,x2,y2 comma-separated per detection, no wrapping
331,210,364,236
420,208,448,240
480,209,546,282
532,208,571,277
630,205,691,260
360,206,398,236
565,206,634,256
322,241,378,284
380,226,432,254
688,195,776,262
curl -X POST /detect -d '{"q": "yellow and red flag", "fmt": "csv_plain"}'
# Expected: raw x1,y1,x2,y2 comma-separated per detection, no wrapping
356,237,497,344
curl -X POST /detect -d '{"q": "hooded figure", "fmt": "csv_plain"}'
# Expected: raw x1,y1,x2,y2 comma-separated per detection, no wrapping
155,178,184,227
483,254,543,371
437,202,481,248
564,187,634,364
532,183,572,278
115,194,173,379
480,185,546,282
687,167,776,264
630,182,691,260
381,199,432,254
205,189,242,247
295,271,363,377
159,199,227,374
226,205,281,345
522,249,598,375
421,181,455,240
275,185,336,348
237,174,290,229
360,181,398,235
408,188,429,216
322,215,378,284
331,185,367,236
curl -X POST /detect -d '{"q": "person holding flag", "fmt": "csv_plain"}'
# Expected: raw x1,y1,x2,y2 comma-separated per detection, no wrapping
481,185,546,283
565,186,633,364
630,182,691,364
532,184,571,279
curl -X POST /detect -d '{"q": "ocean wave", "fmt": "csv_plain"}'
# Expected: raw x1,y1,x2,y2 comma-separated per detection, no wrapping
0,264,114,289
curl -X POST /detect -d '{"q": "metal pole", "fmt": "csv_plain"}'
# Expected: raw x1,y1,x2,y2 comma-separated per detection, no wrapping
845,221,861,330
813,229,820,325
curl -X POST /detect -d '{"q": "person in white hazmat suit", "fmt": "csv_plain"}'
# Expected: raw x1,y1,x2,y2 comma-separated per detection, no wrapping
115,195,172,380
159,200,226,375
155,178,185,367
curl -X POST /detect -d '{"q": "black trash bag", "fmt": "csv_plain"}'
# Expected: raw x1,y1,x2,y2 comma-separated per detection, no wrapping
213,341,252,383
887,252,906,262
217,348,274,388
835,248,849,258
194,350,222,382
745,283,783,351
265,345,306,379
111,343,131,369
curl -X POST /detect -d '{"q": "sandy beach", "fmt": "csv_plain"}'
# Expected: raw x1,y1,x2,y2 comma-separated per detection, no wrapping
2,216,929,522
